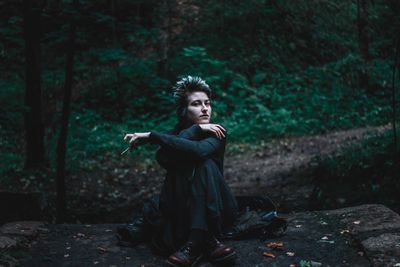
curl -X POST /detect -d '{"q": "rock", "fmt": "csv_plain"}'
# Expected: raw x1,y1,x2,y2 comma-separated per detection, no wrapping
362,233,400,266
0,221,45,238
6,204,399,267
324,204,400,237
325,204,400,266
0,236,17,249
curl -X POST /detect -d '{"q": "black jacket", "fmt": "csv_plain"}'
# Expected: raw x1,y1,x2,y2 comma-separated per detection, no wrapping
148,124,238,251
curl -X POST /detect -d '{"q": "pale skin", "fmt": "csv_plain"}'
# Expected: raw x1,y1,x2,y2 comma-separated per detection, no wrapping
123,91,226,151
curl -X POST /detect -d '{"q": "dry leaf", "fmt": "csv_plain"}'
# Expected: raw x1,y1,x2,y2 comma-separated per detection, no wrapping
266,241,284,250
353,221,361,225
76,233,85,238
286,252,295,256
97,246,107,253
263,252,276,258
318,239,335,244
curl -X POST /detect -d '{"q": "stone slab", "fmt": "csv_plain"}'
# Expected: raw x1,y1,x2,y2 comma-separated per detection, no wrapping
0,221,45,238
17,212,370,267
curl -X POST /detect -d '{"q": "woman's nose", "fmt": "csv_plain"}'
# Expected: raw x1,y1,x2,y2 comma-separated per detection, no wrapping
201,104,208,111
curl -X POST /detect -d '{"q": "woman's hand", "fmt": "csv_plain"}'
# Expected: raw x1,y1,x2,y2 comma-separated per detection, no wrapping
123,132,151,149
198,124,226,139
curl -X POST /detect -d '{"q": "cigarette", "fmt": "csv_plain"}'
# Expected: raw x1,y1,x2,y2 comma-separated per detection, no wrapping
120,147,130,155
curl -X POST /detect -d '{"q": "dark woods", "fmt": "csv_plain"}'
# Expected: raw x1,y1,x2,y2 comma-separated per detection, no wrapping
0,0,399,223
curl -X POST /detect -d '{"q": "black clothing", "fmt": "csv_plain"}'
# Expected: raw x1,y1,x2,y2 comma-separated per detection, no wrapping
149,124,239,252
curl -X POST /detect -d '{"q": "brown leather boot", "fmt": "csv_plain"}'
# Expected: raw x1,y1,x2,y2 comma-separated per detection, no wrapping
166,242,203,267
205,236,237,263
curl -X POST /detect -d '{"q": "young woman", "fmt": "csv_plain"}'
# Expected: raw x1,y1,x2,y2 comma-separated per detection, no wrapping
124,76,238,267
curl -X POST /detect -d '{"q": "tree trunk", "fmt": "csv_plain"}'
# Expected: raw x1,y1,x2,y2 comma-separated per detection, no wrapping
391,37,399,154
357,0,369,90
23,0,46,170
157,0,173,78
56,4,76,223
109,0,117,44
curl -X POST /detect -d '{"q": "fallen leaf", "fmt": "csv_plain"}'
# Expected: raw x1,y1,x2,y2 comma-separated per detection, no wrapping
321,236,328,240
93,261,99,265
64,254,69,258
266,241,284,250
76,233,86,238
353,221,361,225
295,225,302,228
286,252,295,256
340,229,350,234
263,252,276,258
290,264,296,267
300,260,322,267
97,246,107,253
318,240,335,244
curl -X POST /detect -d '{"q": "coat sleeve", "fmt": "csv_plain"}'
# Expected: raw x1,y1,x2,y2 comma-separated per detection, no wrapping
151,125,224,161
155,124,202,168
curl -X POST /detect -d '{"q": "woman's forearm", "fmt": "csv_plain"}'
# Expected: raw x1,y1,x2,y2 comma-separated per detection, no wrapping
149,131,223,160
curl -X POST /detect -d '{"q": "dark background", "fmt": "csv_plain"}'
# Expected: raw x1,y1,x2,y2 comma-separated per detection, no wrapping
0,0,399,223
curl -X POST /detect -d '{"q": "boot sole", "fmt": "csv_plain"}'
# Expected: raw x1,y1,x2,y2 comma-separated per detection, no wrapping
165,255,203,267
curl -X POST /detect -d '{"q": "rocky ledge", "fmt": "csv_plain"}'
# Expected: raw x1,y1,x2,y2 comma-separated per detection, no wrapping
1,204,399,267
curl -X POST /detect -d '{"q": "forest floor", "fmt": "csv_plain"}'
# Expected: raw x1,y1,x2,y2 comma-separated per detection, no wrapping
65,123,392,223
3,204,400,266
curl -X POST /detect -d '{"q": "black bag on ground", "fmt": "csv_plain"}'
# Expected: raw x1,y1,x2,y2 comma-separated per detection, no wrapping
116,195,287,247
222,196,287,240
116,196,161,247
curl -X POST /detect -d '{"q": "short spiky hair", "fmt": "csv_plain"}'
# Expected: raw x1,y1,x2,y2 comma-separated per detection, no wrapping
172,76,212,130
173,75,211,102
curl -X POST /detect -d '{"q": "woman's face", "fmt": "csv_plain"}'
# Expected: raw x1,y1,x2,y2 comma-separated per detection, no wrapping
186,91,212,124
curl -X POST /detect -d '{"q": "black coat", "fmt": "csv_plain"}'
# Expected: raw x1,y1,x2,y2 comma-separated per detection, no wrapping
149,124,238,251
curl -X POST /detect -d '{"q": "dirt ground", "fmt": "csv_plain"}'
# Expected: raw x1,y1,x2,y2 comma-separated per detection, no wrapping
16,208,372,267
63,124,391,223
4,204,400,266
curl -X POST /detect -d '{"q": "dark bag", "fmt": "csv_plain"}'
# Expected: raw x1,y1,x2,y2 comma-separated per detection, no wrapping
221,196,287,240
116,195,287,247
116,196,161,247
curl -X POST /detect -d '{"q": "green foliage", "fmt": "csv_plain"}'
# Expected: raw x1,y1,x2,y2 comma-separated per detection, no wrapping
310,126,400,210
0,78,25,130
46,109,177,171
0,0,399,176
314,127,399,181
